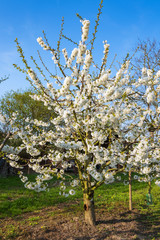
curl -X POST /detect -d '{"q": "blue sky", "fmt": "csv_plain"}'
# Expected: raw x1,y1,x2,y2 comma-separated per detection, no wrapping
0,0,160,97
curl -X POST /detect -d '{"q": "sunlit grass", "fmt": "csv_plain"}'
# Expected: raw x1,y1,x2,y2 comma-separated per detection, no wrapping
0,173,160,219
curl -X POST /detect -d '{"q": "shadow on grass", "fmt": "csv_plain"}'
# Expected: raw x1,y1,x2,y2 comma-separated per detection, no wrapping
96,208,160,240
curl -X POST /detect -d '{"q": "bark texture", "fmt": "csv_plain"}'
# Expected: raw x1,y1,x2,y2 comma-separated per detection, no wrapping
83,192,96,226
0,132,11,151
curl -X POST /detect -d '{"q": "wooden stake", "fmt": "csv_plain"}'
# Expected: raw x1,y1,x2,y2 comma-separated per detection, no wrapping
129,170,132,211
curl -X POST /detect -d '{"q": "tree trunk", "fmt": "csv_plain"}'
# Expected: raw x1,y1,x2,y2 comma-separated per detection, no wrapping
0,132,11,151
0,159,9,177
83,191,96,226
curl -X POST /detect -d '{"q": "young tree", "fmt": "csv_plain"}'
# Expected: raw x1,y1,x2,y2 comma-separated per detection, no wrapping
129,41,160,173
3,7,160,225
128,39,160,205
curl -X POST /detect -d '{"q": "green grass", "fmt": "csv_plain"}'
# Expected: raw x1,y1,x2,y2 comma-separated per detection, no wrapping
0,174,82,218
1,224,19,239
0,173,160,219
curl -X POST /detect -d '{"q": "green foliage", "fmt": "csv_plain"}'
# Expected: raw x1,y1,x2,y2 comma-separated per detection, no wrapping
0,89,57,156
0,89,56,128
0,130,6,144
4,224,19,239
0,174,82,218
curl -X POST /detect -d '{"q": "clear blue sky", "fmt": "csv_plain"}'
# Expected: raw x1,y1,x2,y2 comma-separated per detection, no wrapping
1,0,160,97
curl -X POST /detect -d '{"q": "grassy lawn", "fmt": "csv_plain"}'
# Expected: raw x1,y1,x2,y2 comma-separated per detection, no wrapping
0,173,160,219
0,174,82,218
1,173,160,239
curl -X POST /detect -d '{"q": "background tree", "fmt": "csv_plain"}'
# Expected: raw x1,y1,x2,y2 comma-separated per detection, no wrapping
0,88,57,175
0,88,57,151
0,88,56,130
0,74,9,143
0,76,14,176
126,39,160,207
131,39,160,78
0,76,10,152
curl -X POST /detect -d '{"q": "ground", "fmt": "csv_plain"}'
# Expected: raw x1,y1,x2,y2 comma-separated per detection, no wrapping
1,200,160,240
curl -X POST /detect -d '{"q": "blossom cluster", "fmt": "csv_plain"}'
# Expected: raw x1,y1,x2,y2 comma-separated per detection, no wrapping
81,20,90,42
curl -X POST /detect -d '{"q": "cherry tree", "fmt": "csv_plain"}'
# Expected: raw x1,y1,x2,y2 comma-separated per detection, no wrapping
3,8,160,225
119,39,160,209
126,41,160,184
127,65,160,193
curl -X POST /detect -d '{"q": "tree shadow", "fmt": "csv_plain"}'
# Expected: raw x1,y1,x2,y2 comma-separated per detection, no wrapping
95,209,160,240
